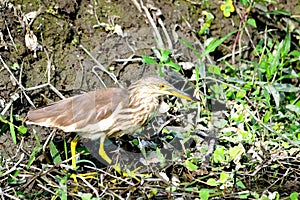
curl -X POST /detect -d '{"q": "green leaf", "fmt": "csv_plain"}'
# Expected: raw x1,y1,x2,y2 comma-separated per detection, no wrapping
160,49,171,63
265,85,280,107
78,192,100,200
27,145,43,168
263,110,271,123
49,141,62,164
150,189,158,196
236,89,246,98
152,48,161,59
281,29,290,59
78,193,93,200
277,69,299,81
273,83,300,93
286,104,300,113
247,18,257,28
185,160,198,171
199,11,214,35
184,187,198,192
10,106,17,144
179,39,202,58
132,139,139,146
239,0,250,6
269,41,283,79
290,192,299,200
219,172,230,183
194,64,200,83
208,65,221,75
198,61,206,78
0,123,9,135
166,186,177,192
262,87,271,107
264,10,291,16
56,175,68,200
157,65,164,77
8,170,19,184
165,61,181,71
213,119,227,129
156,148,165,164
228,144,245,163
212,146,226,163
290,50,300,57
199,188,210,200
64,139,68,160
142,56,158,65
202,30,237,58
11,63,20,70
17,125,27,134
206,178,218,186
205,11,214,22
236,180,246,189
199,21,210,35
239,192,250,199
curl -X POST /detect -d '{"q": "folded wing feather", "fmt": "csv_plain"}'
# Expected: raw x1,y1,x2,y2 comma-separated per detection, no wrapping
26,88,129,133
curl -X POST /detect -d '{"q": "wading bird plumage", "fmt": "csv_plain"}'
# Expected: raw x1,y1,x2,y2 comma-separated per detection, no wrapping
27,76,196,164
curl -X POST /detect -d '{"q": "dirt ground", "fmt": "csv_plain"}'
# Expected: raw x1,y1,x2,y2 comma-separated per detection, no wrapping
0,0,299,198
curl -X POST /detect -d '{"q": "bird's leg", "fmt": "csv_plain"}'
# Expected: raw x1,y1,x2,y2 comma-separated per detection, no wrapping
99,136,112,164
70,137,100,192
71,137,80,169
70,137,80,192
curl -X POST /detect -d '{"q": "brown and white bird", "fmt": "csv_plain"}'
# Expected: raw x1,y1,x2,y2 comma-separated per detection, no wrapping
26,76,196,164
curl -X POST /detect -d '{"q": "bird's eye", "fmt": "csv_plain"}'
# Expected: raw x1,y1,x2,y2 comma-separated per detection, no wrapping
159,84,166,89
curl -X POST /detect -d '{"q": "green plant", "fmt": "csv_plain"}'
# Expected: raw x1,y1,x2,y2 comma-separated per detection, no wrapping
198,11,214,35
173,2,300,196
220,0,235,17
142,48,181,76
0,106,27,144
55,174,68,200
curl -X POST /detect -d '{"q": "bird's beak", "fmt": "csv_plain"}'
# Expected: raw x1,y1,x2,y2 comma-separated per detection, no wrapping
167,87,198,101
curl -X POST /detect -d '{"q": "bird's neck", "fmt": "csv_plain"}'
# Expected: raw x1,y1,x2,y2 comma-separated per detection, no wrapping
128,88,160,124
128,89,159,108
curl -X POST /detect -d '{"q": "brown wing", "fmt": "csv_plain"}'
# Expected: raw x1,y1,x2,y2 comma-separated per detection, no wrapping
26,88,129,132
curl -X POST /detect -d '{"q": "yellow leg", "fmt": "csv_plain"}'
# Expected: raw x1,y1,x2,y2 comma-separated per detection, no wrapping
70,137,79,192
71,137,79,169
99,136,112,164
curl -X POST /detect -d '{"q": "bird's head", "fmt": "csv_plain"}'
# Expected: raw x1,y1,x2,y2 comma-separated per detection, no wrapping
128,76,197,101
